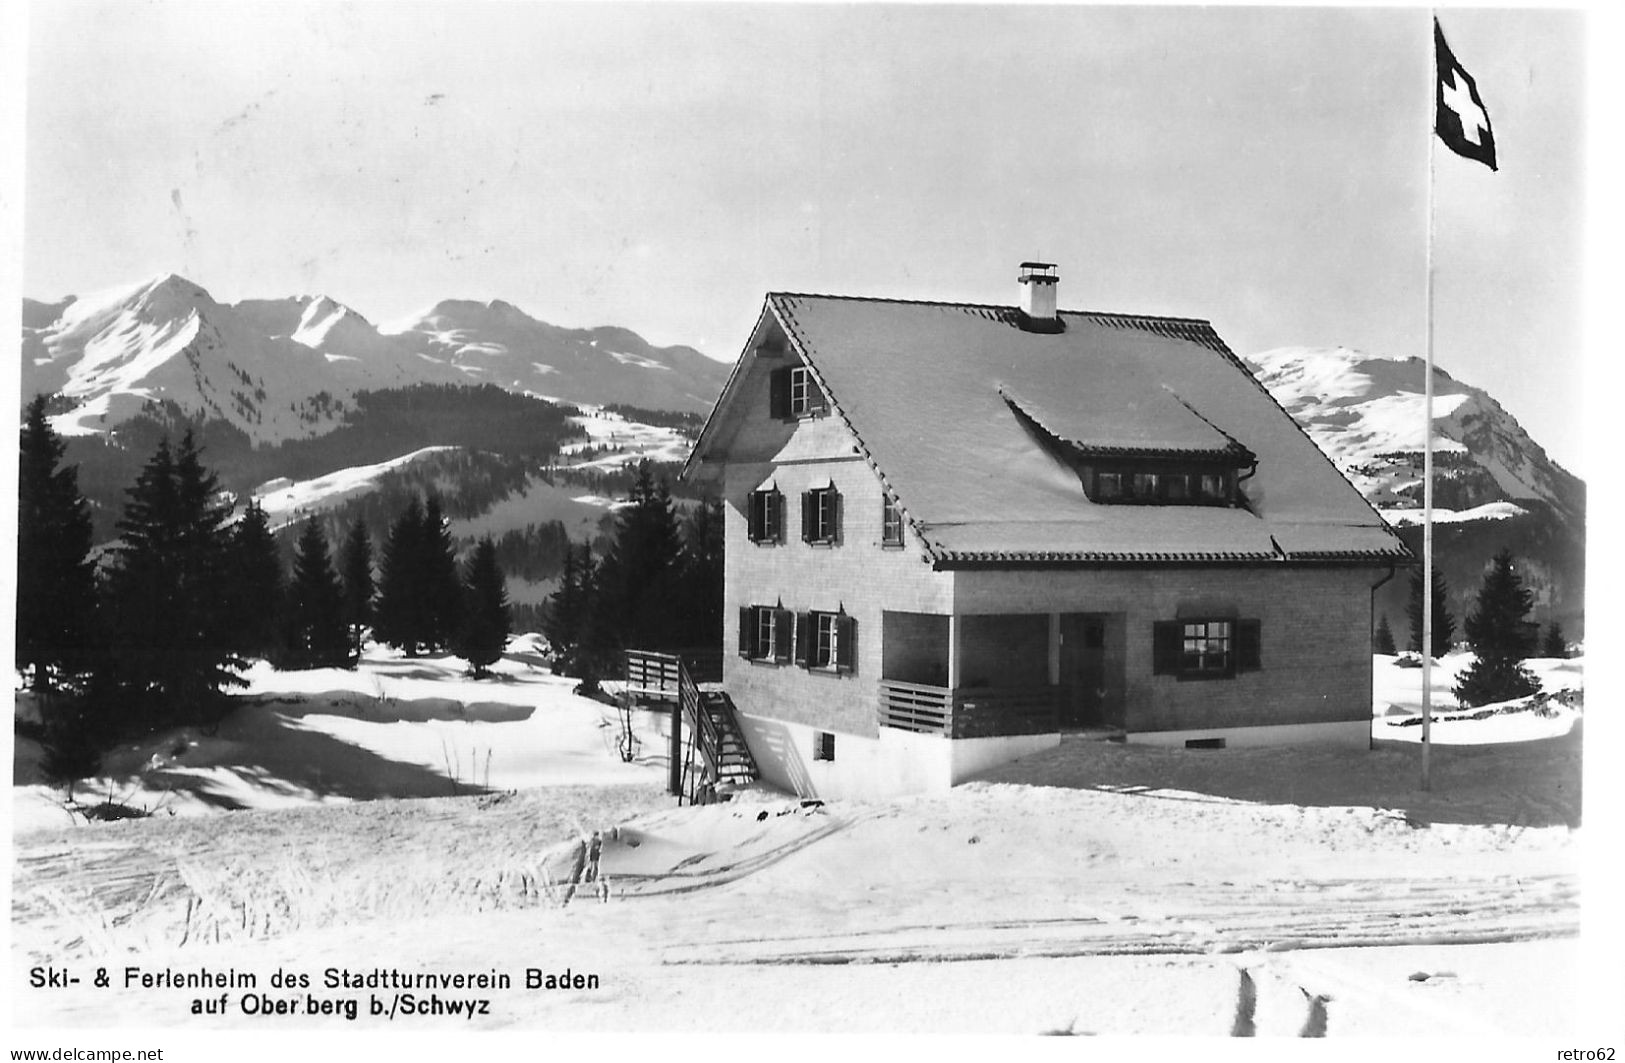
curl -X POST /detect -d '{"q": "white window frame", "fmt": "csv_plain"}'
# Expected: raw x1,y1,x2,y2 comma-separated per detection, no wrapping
881,496,904,547
1181,619,1232,675
789,366,819,417
812,611,839,669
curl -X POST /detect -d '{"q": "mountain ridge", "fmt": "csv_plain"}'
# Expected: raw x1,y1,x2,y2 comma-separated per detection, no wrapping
22,273,730,444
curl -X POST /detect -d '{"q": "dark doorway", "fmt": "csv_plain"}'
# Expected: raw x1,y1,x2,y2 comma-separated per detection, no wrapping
1059,613,1118,729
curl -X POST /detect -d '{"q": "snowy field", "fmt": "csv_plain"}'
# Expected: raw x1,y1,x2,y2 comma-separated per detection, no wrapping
10,646,1616,1046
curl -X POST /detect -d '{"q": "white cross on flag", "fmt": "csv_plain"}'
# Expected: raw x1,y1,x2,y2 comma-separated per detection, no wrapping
1435,19,1497,171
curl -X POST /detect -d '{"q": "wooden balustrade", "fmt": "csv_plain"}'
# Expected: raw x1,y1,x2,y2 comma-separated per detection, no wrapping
878,680,1059,738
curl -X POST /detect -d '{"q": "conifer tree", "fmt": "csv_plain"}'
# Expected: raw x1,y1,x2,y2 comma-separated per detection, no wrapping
104,431,243,730
285,519,349,669
679,496,725,653
340,520,375,662
17,395,97,692
1373,614,1396,656
1406,567,1456,658
1541,620,1567,659
1454,549,1542,707
421,495,464,651
587,462,684,662
375,497,427,655
225,500,284,661
542,542,593,674
455,536,510,676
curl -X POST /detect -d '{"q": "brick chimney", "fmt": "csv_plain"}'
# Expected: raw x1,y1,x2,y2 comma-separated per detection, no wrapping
1018,261,1059,321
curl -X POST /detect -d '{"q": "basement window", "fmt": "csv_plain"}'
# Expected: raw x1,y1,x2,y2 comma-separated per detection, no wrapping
814,731,836,762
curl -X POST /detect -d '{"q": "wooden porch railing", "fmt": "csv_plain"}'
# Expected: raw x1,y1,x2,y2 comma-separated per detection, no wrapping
877,680,1060,739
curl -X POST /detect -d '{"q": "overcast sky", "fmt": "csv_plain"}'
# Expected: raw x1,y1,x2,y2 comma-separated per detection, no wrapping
14,2,1590,474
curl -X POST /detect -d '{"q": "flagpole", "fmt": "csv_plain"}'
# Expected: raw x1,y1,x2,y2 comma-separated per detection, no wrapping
1421,9,1437,792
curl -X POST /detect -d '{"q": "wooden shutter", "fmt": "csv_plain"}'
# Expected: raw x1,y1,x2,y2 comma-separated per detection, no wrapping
769,367,791,420
747,491,763,542
773,609,793,663
738,606,753,658
836,614,857,674
767,490,782,542
801,491,815,542
1152,621,1181,675
1237,619,1262,672
794,611,811,667
828,487,842,545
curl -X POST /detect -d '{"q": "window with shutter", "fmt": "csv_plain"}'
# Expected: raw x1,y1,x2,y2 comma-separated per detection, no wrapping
788,366,826,417
882,497,904,546
802,486,840,545
1153,616,1261,679
835,614,857,674
748,488,782,544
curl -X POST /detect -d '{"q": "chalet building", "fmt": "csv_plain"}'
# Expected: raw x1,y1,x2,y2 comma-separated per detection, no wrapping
681,264,1410,799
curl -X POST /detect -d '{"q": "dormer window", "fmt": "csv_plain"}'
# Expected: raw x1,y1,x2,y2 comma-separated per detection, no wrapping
1083,463,1239,506
770,365,827,419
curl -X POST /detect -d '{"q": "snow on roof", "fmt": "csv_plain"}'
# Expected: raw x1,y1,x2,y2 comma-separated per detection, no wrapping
698,293,1408,565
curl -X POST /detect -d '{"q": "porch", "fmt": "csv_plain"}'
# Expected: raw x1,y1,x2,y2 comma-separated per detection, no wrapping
877,610,1124,738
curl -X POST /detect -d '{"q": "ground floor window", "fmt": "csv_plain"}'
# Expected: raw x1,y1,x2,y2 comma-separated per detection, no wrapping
1153,617,1261,679
795,609,857,673
738,604,792,663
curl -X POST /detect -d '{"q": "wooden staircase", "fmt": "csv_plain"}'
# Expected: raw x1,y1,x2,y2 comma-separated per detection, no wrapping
623,649,758,803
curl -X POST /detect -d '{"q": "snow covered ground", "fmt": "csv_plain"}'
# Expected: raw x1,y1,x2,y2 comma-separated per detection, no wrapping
10,647,1616,1047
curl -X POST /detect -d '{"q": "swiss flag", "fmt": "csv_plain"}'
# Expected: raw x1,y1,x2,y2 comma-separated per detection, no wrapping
1435,19,1497,171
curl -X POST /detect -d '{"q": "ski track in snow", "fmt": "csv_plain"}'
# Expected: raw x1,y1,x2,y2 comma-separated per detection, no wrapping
10,650,1588,1034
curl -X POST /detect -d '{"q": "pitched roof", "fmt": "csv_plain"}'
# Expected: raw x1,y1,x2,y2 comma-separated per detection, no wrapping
692,292,1409,567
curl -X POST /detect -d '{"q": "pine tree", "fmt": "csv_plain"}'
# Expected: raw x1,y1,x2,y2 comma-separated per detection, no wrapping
340,521,375,662
16,395,97,692
421,495,464,651
285,519,349,669
588,462,684,662
1453,549,1542,707
1373,614,1396,656
678,496,725,653
455,536,510,676
103,431,243,731
375,497,427,655
224,500,283,661
1406,567,1456,658
1541,620,1567,659
542,542,593,674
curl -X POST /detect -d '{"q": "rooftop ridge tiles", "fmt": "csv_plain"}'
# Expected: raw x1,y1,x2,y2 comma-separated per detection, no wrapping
768,291,1220,331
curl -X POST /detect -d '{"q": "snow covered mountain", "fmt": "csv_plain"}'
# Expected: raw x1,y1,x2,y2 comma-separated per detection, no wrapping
1246,346,1583,525
393,299,727,413
1246,346,1585,636
20,274,729,444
